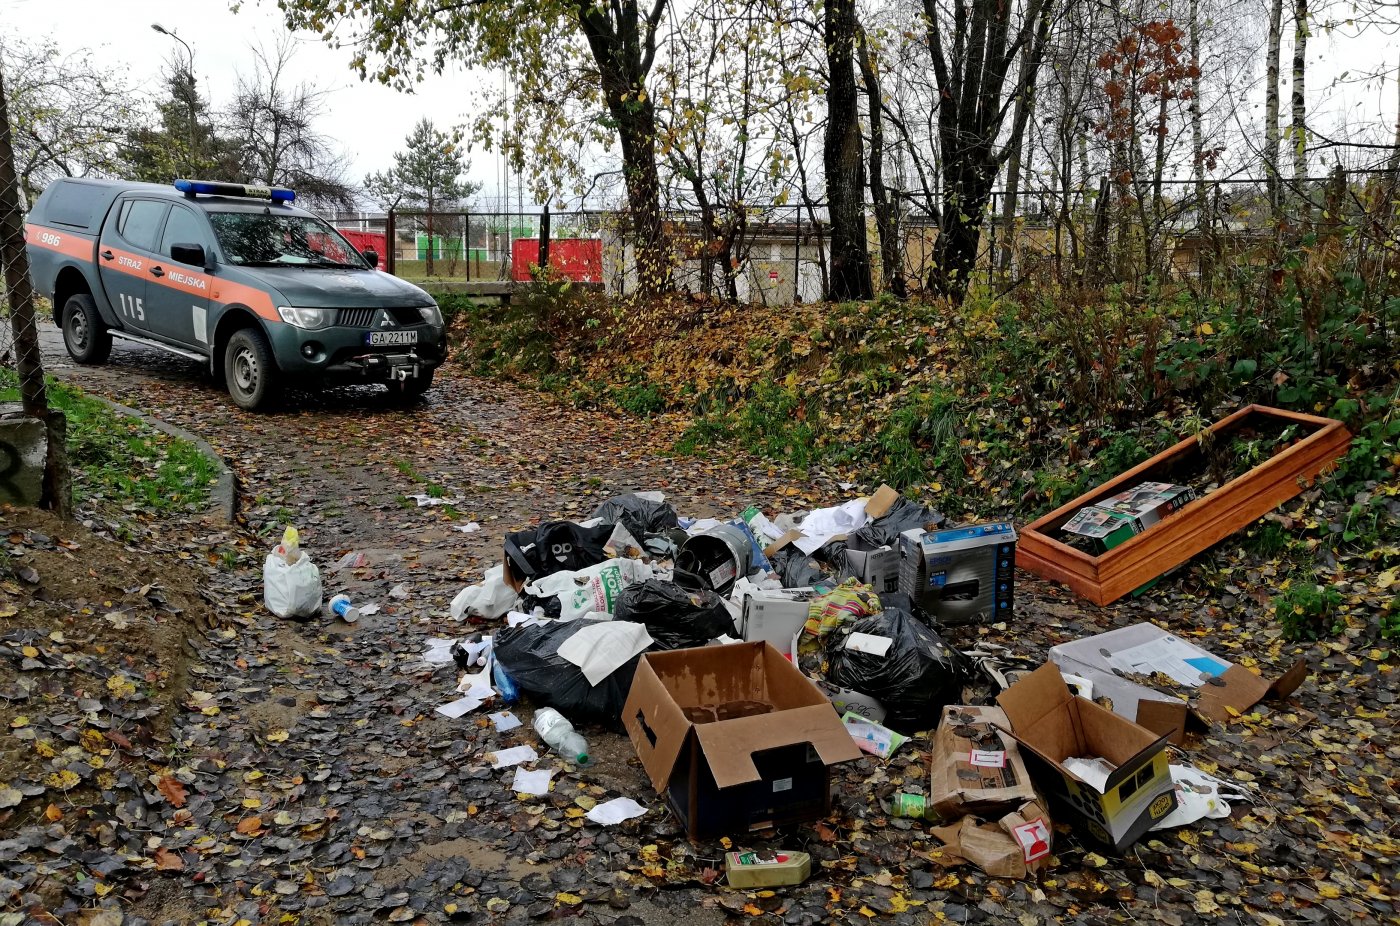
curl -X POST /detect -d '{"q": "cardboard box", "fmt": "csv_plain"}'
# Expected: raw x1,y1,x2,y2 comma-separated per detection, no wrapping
1049,622,1308,745
622,642,863,841
898,522,1016,625
843,545,900,595
1062,483,1197,554
741,589,815,648
996,664,1177,852
929,705,1039,819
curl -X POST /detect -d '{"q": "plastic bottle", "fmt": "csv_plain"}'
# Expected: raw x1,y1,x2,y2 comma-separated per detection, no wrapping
328,594,361,623
882,793,938,820
532,707,589,765
492,659,519,705
281,525,301,565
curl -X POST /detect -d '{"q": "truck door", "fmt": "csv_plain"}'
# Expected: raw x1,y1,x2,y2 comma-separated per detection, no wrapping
149,204,213,348
98,199,169,334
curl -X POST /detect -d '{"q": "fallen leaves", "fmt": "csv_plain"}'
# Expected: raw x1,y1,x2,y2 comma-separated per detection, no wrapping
157,775,188,808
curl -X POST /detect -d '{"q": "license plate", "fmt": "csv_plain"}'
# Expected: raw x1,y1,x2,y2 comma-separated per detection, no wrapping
365,330,418,347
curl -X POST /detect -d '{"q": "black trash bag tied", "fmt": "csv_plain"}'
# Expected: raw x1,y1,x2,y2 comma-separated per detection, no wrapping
824,596,971,734
768,545,830,589
493,619,639,728
613,579,736,650
846,496,944,551
503,521,611,585
592,494,680,541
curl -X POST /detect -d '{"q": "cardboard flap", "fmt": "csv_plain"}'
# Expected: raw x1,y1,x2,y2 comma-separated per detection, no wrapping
692,703,862,789
1195,664,1271,722
997,663,1072,733
621,658,699,793
1265,659,1308,700
1134,699,1193,746
865,485,899,519
763,529,806,557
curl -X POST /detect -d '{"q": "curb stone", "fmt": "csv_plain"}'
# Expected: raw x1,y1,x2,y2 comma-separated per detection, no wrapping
88,395,238,524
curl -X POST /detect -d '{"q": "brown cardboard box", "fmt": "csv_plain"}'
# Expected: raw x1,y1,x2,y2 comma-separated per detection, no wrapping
622,641,863,841
996,664,1178,852
1048,622,1308,745
929,799,1053,879
929,705,1039,819
762,485,901,557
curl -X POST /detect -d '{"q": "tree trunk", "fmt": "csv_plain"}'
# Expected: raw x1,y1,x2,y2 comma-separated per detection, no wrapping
823,0,873,302
856,25,905,298
997,42,1034,277
1290,0,1309,199
1265,0,1283,218
538,205,551,275
1189,0,1209,284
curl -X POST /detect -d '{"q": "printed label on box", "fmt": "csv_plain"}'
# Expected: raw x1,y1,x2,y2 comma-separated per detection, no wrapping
772,777,793,793
1013,818,1052,862
969,749,1007,768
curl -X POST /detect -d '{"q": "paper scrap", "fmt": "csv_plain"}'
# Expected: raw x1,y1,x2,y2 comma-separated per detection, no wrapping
421,638,459,666
359,602,382,616
454,522,482,534
488,745,539,769
407,493,463,508
845,632,894,657
510,766,554,796
557,621,655,685
436,695,484,719
490,711,522,732
389,584,410,600
334,551,368,571
584,797,647,825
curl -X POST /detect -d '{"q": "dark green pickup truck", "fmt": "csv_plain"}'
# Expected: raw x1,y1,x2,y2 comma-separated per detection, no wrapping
25,178,446,410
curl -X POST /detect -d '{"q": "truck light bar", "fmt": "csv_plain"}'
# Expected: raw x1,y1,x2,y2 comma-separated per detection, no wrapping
174,179,296,203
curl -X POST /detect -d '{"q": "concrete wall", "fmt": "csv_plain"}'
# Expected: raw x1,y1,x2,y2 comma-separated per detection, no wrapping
0,408,48,507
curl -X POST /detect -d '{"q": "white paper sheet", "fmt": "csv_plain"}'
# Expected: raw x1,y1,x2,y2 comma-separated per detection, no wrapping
510,767,554,796
421,638,459,666
792,499,871,554
1063,756,1117,793
435,695,484,719
453,522,482,533
845,632,894,657
584,797,647,825
489,745,539,768
556,621,655,685
490,711,522,732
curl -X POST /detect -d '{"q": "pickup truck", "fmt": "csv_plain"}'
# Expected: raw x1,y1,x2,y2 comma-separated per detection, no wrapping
24,178,446,410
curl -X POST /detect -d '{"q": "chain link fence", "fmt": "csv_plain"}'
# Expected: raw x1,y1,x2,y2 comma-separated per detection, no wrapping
0,64,50,417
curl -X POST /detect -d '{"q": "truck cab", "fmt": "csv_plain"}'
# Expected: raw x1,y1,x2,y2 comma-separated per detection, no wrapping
25,178,446,410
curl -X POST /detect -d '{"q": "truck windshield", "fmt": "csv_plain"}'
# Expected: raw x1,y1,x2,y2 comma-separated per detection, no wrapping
207,212,367,269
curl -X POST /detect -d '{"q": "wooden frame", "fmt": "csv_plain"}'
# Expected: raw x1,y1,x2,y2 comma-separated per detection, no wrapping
1017,405,1351,605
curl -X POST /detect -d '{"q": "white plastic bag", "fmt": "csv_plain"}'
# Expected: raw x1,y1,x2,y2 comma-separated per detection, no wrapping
450,564,517,620
525,558,654,621
263,546,323,618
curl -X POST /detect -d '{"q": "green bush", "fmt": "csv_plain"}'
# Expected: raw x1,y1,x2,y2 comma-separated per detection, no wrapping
1272,579,1344,641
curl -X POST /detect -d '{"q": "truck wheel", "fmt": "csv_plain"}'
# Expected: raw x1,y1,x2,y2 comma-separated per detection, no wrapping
62,294,112,364
224,328,279,411
389,368,435,404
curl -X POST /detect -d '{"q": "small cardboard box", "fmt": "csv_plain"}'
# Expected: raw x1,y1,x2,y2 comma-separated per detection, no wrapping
996,664,1177,852
929,705,1039,819
740,589,815,648
844,545,900,595
1061,483,1196,554
1049,622,1307,745
623,642,863,841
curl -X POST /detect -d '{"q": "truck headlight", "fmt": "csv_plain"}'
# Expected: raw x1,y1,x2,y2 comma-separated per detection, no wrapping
418,304,443,327
277,306,334,330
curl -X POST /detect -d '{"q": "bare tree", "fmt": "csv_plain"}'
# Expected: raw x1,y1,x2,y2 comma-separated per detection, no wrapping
824,0,874,301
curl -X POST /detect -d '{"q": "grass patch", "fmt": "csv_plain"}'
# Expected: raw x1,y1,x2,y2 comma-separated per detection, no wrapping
0,374,215,515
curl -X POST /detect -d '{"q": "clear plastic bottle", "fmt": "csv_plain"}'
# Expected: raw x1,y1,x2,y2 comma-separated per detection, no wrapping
532,707,589,765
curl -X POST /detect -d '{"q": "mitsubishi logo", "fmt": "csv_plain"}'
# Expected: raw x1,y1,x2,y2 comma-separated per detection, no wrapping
378,312,396,328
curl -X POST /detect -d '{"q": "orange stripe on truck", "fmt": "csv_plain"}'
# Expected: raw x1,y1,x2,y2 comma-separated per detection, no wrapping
25,223,94,261
101,246,279,322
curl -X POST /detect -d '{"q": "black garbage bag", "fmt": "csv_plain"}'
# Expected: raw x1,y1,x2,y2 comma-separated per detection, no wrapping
769,545,829,589
593,494,680,540
614,579,736,650
504,521,611,584
847,497,944,550
493,619,639,728
824,598,970,733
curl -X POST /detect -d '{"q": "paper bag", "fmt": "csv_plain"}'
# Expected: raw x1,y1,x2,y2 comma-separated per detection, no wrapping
929,799,1053,879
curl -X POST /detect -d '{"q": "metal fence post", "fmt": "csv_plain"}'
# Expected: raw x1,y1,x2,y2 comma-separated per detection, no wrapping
386,208,397,276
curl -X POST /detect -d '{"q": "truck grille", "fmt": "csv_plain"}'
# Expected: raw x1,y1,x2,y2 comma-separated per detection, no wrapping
337,308,375,327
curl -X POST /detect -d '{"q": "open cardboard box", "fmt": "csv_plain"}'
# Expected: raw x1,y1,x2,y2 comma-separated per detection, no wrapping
1016,405,1350,605
763,485,900,557
996,664,1178,851
623,641,863,841
1049,622,1308,745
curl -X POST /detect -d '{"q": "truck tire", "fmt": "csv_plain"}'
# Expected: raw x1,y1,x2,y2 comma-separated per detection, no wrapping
389,368,435,404
224,328,279,411
62,294,112,364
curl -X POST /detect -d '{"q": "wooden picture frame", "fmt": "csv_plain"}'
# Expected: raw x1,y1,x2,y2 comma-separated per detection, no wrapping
1016,405,1352,605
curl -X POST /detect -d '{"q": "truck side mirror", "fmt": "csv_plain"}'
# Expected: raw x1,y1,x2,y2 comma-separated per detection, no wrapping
362,249,380,269
171,243,207,268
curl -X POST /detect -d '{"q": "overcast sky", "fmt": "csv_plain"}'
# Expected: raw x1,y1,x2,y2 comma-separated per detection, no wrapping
1,0,526,208
2,0,1396,206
